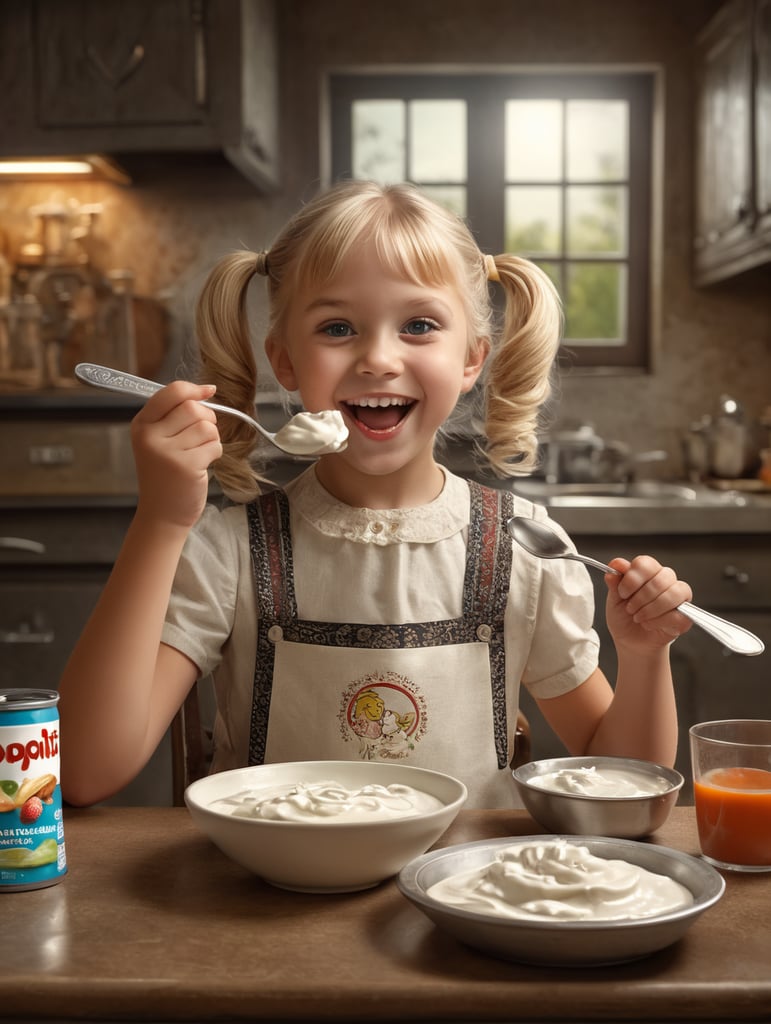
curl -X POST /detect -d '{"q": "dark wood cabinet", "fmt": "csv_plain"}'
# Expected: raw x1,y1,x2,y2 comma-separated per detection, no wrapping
694,0,771,283
0,0,279,191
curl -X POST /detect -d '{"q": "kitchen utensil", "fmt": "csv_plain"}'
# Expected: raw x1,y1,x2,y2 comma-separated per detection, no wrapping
506,516,765,656
512,755,683,838
185,760,466,893
74,363,348,457
397,835,724,966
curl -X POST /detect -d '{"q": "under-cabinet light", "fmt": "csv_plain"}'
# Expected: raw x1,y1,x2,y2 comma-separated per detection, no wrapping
0,155,131,185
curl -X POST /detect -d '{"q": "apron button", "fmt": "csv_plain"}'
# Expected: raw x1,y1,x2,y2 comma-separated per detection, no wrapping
476,624,492,642
267,625,283,643
370,521,384,533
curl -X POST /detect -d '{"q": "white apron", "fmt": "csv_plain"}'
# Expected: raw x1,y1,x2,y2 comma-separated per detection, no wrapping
245,482,518,808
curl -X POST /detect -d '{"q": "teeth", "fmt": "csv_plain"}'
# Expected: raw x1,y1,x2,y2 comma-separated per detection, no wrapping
347,397,411,408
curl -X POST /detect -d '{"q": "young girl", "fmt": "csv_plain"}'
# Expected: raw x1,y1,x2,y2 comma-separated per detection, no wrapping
58,180,692,809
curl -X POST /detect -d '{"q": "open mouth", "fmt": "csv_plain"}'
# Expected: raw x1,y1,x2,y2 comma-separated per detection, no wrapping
343,396,415,433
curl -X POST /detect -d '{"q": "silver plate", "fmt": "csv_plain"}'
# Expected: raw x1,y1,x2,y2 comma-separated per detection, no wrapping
397,835,725,967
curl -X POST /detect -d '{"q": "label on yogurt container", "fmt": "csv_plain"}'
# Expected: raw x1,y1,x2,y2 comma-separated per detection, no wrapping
0,689,67,891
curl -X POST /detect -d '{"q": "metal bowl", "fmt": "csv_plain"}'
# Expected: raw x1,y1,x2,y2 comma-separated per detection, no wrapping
397,836,724,966
512,756,684,838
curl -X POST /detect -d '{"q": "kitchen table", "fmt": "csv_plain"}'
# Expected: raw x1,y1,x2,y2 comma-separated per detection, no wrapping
2,806,769,1023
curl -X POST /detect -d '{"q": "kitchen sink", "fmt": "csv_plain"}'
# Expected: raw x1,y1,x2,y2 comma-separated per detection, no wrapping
510,480,752,508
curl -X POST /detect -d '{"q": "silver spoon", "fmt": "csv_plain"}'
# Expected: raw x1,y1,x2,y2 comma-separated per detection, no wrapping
506,515,764,656
74,363,348,457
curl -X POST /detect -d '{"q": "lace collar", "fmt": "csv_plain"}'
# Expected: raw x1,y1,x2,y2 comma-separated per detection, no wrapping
285,466,470,545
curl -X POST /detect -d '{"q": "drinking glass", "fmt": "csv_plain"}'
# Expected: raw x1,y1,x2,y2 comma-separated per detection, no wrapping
690,719,771,872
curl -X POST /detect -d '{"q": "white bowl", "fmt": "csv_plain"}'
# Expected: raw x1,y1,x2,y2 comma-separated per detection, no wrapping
512,756,684,838
185,760,467,893
398,835,725,966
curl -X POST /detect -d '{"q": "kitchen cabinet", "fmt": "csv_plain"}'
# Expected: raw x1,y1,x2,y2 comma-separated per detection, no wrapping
519,532,771,800
693,0,771,284
0,0,279,191
0,502,175,806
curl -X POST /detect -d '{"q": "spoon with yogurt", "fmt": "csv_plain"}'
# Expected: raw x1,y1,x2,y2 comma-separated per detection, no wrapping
506,515,765,656
74,363,348,457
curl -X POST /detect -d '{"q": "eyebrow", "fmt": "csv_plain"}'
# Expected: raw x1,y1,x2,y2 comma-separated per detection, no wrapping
302,294,457,319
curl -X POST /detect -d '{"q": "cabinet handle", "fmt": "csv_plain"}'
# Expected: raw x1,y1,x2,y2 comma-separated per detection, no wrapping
87,44,146,89
0,536,46,555
191,0,207,108
723,564,750,584
0,627,55,645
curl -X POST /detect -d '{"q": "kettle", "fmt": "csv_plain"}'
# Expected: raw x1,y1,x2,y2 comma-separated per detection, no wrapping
709,395,747,479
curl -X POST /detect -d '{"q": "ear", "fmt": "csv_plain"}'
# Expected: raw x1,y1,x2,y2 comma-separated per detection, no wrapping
265,335,298,391
460,337,490,394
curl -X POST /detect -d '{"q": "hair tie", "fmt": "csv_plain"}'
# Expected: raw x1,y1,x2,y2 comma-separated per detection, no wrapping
484,253,500,283
254,250,270,277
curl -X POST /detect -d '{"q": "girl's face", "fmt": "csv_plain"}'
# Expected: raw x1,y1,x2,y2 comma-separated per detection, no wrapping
266,240,487,507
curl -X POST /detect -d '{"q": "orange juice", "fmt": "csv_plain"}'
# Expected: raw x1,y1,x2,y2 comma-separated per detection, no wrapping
694,766,771,867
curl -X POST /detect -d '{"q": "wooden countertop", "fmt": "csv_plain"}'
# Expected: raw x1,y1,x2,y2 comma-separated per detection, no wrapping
2,806,769,1022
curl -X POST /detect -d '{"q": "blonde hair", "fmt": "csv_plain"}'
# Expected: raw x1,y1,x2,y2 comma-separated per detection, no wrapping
195,180,562,501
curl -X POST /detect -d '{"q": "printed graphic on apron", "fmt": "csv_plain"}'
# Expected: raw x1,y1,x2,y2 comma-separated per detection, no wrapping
339,672,427,761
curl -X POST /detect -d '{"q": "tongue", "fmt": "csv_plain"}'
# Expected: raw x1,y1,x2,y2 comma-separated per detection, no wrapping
353,405,406,430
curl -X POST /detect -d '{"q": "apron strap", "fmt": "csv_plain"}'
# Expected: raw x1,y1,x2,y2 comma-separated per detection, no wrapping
246,489,294,765
464,480,514,768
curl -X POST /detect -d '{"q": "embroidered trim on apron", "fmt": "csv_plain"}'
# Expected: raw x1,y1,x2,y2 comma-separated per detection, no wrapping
246,480,514,769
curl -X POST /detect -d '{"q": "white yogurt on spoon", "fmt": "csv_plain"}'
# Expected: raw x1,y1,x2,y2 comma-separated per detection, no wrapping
427,840,693,921
273,410,349,455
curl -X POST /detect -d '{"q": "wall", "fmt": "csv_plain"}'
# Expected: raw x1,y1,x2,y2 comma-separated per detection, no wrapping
1,0,769,472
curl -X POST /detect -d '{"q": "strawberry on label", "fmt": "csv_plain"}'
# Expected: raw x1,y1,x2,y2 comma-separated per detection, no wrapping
20,796,43,824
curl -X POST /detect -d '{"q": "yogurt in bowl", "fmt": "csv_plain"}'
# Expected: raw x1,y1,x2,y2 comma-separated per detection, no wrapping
512,756,684,838
185,761,466,892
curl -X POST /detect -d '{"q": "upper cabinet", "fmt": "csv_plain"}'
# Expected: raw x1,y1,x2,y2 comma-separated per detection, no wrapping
694,0,771,284
0,0,279,191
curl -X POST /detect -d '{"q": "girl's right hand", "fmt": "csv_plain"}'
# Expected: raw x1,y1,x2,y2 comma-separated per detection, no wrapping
130,381,223,529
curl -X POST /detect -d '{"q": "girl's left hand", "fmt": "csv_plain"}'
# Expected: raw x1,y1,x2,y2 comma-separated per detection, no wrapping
604,556,693,651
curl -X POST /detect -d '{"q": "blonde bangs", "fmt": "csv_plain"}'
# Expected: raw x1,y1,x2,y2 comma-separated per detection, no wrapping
293,189,464,294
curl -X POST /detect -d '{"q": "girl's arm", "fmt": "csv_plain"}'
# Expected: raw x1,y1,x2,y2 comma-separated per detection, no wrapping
536,556,692,767
58,382,223,806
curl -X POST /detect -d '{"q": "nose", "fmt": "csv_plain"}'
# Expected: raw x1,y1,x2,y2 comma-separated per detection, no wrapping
355,331,404,378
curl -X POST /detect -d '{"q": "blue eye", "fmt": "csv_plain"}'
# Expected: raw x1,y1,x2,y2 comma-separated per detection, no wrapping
322,322,354,338
403,318,437,336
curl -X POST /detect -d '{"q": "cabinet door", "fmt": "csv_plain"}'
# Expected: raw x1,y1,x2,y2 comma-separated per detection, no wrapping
694,0,755,281
755,0,771,236
35,0,206,129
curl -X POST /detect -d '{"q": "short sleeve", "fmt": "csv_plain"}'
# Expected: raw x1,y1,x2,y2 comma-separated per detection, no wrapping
161,503,243,677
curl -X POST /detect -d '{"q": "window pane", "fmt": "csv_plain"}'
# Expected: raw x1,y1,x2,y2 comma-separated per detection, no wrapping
420,185,467,218
505,186,562,255
567,101,628,180
564,263,627,344
567,186,627,257
352,100,405,183
410,100,466,182
505,100,562,181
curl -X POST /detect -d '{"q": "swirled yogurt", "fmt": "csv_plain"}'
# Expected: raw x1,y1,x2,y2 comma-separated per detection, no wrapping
273,410,349,455
528,765,672,798
427,841,692,921
217,780,443,822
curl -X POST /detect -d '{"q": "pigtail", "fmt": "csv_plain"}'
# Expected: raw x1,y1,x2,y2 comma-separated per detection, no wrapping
481,255,562,478
195,251,264,502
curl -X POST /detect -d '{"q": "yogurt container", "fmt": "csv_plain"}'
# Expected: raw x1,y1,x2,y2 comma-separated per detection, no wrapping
0,689,67,891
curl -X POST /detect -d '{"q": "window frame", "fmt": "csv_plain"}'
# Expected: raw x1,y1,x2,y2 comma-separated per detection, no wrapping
327,69,657,371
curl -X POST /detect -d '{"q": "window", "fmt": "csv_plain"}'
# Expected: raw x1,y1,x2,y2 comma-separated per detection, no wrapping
328,72,657,370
